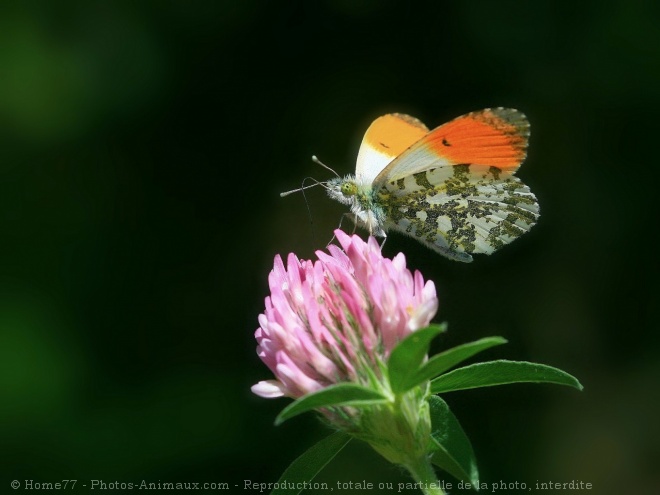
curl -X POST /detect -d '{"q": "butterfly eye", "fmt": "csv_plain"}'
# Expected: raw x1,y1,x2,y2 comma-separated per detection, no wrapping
341,182,358,196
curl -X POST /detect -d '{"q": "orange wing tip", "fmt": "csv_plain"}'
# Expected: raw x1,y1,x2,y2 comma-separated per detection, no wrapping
426,107,530,170
475,108,530,142
390,113,429,132
483,107,529,133
362,113,429,158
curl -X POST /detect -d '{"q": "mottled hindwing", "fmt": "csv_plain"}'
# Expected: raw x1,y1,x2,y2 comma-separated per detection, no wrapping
373,108,538,262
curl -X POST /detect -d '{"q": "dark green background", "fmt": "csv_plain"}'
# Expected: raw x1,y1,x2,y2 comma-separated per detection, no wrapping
1,1,657,493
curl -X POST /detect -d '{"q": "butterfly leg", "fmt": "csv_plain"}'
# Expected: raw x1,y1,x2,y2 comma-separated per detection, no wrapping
326,213,357,248
326,231,337,248
379,234,387,251
350,213,359,234
336,212,358,234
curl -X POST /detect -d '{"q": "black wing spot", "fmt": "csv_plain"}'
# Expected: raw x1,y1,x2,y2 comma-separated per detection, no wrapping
442,138,451,147
380,142,390,149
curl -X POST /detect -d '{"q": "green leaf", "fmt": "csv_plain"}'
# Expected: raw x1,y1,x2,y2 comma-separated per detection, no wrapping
430,360,584,394
409,336,507,389
270,431,352,495
428,396,479,487
275,383,389,425
387,323,447,394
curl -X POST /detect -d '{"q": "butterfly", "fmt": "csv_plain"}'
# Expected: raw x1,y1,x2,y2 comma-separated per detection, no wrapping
283,108,539,262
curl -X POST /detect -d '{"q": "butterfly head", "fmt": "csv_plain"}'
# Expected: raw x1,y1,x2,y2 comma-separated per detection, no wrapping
340,180,358,197
326,176,361,206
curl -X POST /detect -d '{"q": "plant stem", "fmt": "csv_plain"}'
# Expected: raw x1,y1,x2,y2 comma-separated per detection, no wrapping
405,456,445,495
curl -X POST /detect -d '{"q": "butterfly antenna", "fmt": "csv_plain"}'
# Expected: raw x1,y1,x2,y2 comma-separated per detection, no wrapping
280,178,325,197
311,155,340,178
280,177,318,241
299,178,317,241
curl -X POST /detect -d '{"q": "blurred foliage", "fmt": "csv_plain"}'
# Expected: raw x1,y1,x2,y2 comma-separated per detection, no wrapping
1,1,658,493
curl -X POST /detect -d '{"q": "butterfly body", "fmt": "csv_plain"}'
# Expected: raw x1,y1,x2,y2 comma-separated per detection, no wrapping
326,175,387,237
319,108,539,262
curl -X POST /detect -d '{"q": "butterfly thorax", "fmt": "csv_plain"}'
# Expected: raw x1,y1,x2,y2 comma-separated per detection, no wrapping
327,175,387,237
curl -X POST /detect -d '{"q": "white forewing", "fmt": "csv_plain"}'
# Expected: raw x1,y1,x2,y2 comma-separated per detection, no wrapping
355,144,395,185
373,145,453,188
373,108,530,187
